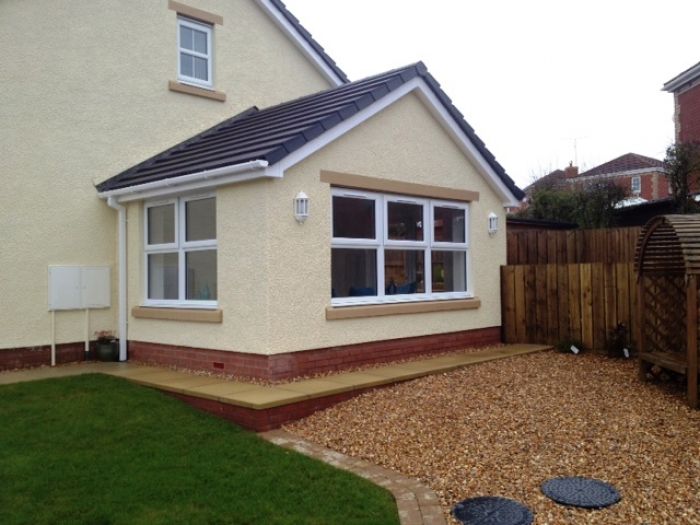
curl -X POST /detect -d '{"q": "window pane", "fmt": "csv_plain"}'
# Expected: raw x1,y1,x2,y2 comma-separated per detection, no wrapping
193,56,208,81
186,250,217,300
434,206,465,243
147,204,175,245
186,197,215,241
387,201,423,241
148,253,178,300
193,29,207,54
180,25,193,50
331,248,377,298
332,196,375,239
180,53,194,77
384,250,425,294
432,251,467,293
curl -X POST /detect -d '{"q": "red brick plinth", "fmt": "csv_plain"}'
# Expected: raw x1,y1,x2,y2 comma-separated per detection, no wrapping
129,326,500,381
0,342,87,371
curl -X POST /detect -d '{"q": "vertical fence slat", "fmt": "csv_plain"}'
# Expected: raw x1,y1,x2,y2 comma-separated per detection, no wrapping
514,265,527,342
501,266,516,343
535,265,547,343
546,264,559,344
580,264,594,349
592,263,606,351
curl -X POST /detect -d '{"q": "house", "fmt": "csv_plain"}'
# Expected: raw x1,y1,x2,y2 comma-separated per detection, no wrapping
524,154,667,205
0,0,522,379
663,61,700,143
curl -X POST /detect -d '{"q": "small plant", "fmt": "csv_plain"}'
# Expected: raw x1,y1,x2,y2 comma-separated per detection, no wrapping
555,339,584,354
607,323,632,358
94,330,116,343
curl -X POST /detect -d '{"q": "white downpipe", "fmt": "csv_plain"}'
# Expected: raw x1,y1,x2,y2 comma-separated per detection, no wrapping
107,197,128,362
50,310,56,367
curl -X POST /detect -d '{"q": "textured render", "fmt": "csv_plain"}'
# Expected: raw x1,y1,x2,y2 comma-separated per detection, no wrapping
0,0,333,350
126,91,507,354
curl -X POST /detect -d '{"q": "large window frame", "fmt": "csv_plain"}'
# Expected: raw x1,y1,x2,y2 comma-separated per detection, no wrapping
331,188,471,307
177,16,213,89
144,194,217,309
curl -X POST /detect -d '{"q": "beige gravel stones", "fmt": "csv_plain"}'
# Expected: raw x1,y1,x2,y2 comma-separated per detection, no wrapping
286,351,700,525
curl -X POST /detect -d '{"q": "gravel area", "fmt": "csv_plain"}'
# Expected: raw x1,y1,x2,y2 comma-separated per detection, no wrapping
286,351,700,524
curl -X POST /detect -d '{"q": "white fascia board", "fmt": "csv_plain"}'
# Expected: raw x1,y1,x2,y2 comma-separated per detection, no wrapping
663,63,700,93
98,160,273,203
255,0,345,87
277,77,520,207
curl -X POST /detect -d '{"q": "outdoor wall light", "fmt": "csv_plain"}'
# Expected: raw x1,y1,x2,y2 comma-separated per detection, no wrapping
294,191,309,223
488,212,499,236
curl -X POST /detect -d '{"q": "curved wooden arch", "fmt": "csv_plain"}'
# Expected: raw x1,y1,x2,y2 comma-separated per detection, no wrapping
635,214,700,276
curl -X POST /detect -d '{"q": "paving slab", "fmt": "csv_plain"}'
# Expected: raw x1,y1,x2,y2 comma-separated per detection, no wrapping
224,386,308,409
278,378,353,398
324,371,394,389
186,381,259,401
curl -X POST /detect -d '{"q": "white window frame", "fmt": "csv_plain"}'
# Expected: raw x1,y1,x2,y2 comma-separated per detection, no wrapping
631,175,641,195
331,188,471,307
177,17,213,89
144,194,217,308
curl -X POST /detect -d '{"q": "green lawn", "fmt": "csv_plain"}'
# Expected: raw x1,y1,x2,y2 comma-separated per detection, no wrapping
0,374,399,525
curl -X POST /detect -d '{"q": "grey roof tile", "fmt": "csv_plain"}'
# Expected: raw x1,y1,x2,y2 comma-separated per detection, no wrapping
97,63,523,200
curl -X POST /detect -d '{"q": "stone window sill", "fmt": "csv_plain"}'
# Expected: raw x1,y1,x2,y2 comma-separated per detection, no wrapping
132,306,223,323
326,298,481,320
168,81,226,102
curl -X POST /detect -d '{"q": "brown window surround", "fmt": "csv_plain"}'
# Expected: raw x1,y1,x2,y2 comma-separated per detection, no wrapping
320,170,479,202
168,0,223,25
326,298,481,320
168,81,226,102
132,306,223,323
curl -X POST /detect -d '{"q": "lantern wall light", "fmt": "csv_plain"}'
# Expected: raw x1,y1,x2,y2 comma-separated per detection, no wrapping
294,191,309,223
488,212,499,236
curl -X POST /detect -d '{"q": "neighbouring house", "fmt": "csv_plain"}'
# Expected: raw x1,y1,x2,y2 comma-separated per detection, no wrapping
0,0,522,379
523,154,667,207
663,60,700,143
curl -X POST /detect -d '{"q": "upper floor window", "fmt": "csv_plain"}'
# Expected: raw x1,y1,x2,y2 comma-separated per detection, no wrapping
178,17,213,88
330,188,470,306
145,195,217,307
631,175,641,194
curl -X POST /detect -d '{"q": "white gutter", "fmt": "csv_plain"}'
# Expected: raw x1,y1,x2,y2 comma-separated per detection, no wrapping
107,197,128,362
98,160,272,202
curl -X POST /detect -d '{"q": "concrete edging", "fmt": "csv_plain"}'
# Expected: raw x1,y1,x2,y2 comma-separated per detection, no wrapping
260,429,446,525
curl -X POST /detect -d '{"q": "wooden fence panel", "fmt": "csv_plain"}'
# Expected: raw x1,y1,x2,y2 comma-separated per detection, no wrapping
501,262,638,351
506,226,642,264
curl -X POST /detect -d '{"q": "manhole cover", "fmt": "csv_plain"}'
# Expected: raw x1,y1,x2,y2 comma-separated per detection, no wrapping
452,496,533,525
541,477,621,509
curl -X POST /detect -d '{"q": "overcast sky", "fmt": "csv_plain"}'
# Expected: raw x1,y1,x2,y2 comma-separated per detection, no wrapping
284,0,700,189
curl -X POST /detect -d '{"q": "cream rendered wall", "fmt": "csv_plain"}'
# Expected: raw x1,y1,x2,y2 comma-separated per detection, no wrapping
126,91,507,355
0,0,332,349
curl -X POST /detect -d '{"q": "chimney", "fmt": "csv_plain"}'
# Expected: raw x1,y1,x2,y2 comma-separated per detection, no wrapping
564,161,579,179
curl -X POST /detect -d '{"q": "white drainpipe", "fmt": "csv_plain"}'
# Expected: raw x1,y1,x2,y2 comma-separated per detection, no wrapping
107,196,127,361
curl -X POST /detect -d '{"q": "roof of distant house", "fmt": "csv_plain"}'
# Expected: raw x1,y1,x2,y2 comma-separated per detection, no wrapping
577,153,664,179
96,62,523,201
524,169,567,194
663,60,700,93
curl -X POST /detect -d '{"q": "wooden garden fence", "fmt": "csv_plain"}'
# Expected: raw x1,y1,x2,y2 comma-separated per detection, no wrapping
507,227,642,265
501,262,638,351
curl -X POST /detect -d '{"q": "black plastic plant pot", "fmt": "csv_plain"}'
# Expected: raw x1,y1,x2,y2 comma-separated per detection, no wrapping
96,340,119,362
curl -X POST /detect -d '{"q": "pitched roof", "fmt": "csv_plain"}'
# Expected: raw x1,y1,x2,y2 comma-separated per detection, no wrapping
96,62,523,201
524,169,567,194
265,0,349,84
577,153,663,178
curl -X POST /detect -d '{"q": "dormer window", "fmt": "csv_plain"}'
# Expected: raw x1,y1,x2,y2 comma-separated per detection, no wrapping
177,17,212,88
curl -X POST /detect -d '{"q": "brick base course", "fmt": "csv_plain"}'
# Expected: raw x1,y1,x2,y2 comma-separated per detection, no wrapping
0,342,87,371
129,326,500,381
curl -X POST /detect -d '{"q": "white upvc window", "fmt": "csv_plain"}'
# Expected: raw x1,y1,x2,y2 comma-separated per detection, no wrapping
631,175,641,194
144,195,217,308
177,17,213,88
330,188,470,306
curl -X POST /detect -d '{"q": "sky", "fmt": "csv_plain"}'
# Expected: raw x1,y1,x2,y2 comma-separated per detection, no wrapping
284,0,700,189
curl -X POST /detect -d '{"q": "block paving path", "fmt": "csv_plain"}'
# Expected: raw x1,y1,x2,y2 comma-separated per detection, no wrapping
260,429,446,525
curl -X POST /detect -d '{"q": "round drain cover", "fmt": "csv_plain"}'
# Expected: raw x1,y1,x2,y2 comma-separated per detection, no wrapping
452,496,533,525
541,477,621,509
